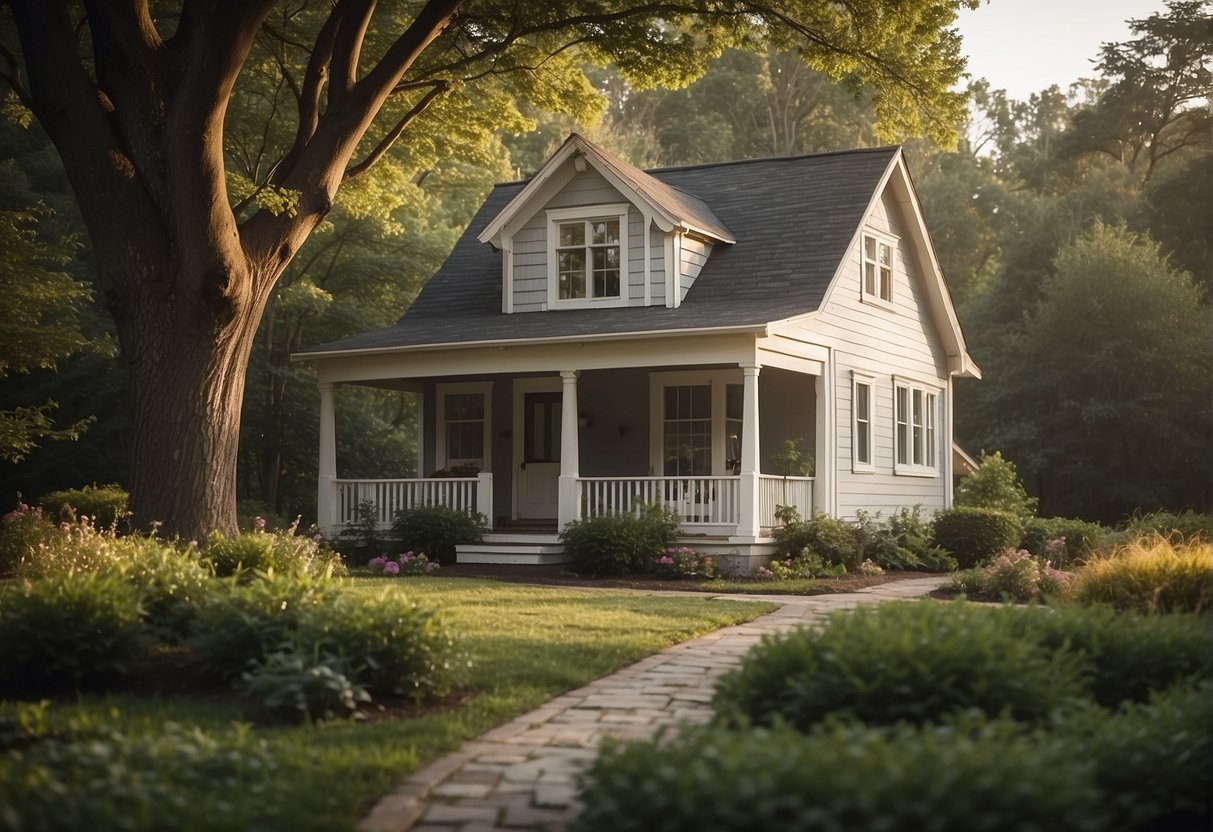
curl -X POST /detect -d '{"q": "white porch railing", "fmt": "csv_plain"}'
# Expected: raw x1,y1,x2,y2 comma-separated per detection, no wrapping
333,474,492,528
758,474,813,528
576,476,741,526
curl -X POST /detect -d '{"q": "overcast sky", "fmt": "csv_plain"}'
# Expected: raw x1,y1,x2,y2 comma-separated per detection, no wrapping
953,0,1170,100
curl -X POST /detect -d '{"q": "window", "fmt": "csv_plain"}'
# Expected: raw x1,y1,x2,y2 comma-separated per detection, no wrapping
436,383,492,471
663,385,712,475
894,380,938,476
862,233,894,304
547,204,629,308
853,376,873,471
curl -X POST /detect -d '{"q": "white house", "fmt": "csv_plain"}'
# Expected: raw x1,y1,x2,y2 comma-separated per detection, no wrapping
295,134,980,567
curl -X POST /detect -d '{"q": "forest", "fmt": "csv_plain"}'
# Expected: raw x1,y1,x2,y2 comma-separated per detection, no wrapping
1,0,1209,526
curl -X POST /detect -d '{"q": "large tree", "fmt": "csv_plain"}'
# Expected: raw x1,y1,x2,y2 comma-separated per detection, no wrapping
0,0,974,537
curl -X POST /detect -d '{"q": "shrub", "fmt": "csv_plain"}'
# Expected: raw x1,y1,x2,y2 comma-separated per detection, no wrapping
650,546,716,579
107,540,214,642
1124,510,1211,543
1020,517,1109,567
954,450,1037,518
369,551,440,576
0,571,149,695
772,511,858,570
0,501,55,574
0,719,282,832
931,506,1021,567
189,571,339,680
1058,683,1211,830
390,505,487,565
298,592,456,699
755,549,842,581
38,484,130,531
572,721,1105,832
713,602,1087,730
993,604,1211,707
203,525,346,580
237,649,369,723
1070,537,1212,614
560,505,680,576
10,514,129,578
946,547,1072,603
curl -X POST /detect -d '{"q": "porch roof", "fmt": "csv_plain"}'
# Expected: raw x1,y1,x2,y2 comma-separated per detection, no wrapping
298,146,898,358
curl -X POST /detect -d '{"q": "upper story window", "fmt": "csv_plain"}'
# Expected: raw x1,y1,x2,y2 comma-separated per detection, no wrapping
862,232,895,306
547,204,630,308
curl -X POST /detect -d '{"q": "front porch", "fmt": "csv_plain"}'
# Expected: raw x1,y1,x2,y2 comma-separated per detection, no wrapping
312,333,830,566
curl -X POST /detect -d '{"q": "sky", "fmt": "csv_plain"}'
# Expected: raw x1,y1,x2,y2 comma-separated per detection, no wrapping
953,0,1170,100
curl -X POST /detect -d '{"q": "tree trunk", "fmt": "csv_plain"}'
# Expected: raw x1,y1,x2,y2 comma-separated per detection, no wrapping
118,260,274,540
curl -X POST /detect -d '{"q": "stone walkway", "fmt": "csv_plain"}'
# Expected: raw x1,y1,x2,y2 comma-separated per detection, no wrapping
359,576,947,832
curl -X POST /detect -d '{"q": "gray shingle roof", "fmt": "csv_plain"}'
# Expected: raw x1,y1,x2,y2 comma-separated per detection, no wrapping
300,145,899,356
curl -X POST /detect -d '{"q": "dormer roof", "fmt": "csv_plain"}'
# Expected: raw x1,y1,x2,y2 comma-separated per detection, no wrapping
477,133,735,247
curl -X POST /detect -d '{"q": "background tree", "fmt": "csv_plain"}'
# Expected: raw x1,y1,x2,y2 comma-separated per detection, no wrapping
0,0,975,538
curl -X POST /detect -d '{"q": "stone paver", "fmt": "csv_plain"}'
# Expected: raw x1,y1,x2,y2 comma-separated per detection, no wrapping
358,576,946,832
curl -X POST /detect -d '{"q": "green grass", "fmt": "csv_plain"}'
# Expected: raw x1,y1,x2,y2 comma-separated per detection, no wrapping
700,578,825,595
3,577,773,832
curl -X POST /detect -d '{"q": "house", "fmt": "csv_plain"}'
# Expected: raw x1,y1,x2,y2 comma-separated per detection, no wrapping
295,134,980,568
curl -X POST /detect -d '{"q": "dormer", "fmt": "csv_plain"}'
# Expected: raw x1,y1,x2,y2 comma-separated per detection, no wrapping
477,134,734,313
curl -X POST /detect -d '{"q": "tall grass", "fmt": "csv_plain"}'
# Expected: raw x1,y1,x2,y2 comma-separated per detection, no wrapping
1071,536,1212,614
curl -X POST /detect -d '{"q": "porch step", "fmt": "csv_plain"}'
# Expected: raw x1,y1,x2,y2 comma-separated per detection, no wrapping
457,534,570,565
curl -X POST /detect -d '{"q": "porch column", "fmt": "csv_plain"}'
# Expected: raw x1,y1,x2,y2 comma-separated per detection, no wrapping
317,382,337,535
737,364,762,539
557,370,580,528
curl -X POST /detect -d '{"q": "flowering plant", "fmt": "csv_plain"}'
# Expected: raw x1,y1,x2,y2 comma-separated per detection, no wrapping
397,551,440,575
367,556,387,575
651,546,716,579
856,559,885,576
949,543,1073,602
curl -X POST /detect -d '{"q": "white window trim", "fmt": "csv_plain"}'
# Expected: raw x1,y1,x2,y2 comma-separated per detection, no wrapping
893,376,940,477
435,381,493,472
861,229,897,309
648,369,743,477
546,203,630,310
851,371,875,473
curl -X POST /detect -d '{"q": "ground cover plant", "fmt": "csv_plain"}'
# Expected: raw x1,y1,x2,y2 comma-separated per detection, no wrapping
0,547,772,831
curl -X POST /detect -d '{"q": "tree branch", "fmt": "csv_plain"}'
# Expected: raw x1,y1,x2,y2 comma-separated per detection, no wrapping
328,0,375,107
0,38,33,108
278,2,343,182
344,79,449,181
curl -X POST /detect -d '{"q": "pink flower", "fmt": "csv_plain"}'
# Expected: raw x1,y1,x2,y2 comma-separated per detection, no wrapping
254,516,267,531
426,562,439,572
2,511,18,523
399,551,414,563
383,561,400,576
368,556,387,575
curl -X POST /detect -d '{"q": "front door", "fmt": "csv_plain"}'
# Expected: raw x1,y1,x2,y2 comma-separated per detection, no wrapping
517,392,561,519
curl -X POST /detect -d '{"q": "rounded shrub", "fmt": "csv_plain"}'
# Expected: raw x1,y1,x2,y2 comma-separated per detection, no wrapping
932,506,1021,568
954,450,1037,518
390,505,487,565
203,528,346,579
713,601,1087,730
38,484,129,530
573,721,1106,832
559,505,680,576
106,540,214,642
1020,517,1110,568
299,592,456,698
189,571,339,680
0,571,149,695
1069,537,1212,614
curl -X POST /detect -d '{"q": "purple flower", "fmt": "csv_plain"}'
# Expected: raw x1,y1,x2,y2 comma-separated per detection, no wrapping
368,556,387,575
426,562,439,572
2,511,18,523
383,561,400,576
400,551,414,563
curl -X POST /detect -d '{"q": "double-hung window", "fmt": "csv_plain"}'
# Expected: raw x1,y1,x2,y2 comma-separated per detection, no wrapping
548,205,629,307
894,380,938,476
862,233,894,305
852,374,874,471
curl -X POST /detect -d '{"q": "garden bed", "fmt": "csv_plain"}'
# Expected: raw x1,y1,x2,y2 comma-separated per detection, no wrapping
436,563,944,594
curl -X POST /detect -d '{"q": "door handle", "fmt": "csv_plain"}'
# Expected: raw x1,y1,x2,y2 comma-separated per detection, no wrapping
520,462,526,470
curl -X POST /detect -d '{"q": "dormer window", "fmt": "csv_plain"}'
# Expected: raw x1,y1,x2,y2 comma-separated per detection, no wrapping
862,232,895,306
547,204,630,308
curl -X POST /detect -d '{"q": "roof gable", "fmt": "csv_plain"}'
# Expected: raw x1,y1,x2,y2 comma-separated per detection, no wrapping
478,133,734,247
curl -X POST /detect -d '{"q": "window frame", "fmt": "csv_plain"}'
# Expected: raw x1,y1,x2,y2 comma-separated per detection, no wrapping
435,381,493,472
893,377,940,477
852,372,875,473
546,204,630,309
648,369,744,477
861,231,896,308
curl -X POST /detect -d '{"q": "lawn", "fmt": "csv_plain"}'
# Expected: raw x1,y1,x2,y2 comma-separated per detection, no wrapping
2,577,774,832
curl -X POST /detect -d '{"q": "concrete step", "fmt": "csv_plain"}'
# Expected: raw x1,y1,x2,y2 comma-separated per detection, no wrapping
456,539,571,565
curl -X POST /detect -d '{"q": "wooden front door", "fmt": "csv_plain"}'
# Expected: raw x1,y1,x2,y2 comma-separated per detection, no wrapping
517,392,561,520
